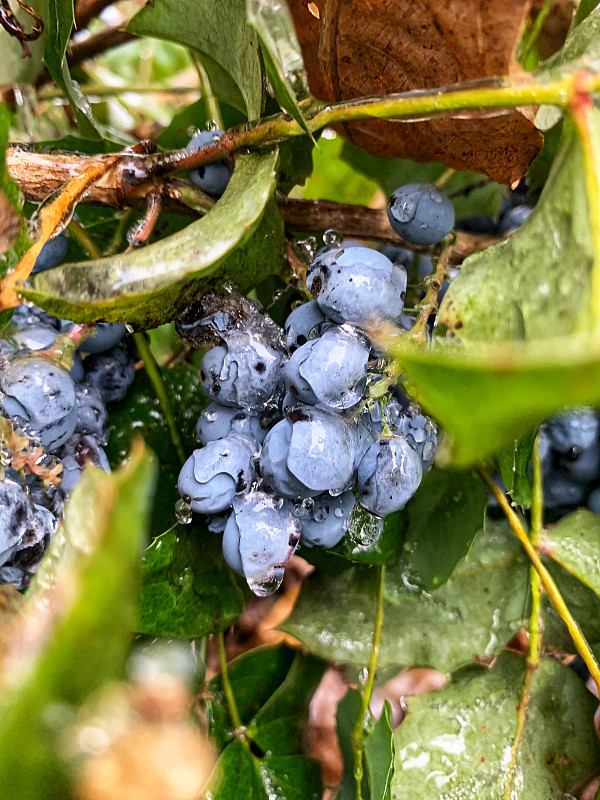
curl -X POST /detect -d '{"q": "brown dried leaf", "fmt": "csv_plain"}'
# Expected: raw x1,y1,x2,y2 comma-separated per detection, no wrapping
289,0,543,184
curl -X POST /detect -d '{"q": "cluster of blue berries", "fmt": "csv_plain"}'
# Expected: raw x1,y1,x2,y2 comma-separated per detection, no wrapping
177,234,442,597
0,236,136,590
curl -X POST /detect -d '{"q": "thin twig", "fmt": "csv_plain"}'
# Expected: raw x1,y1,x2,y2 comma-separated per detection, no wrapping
216,630,244,734
132,332,187,466
477,465,600,695
351,564,386,799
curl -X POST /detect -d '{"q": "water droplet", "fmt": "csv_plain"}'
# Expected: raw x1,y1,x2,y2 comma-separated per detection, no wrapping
323,228,342,246
333,507,344,518
175,498,192,524
358,667,369,686
272,289,283,303
205,410,218,422
205,119,218,132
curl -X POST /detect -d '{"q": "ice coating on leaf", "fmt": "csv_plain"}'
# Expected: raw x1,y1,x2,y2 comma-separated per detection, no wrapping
0,481,34,566
195,401,267,449
232,490,301,596
1,358,77,450
284,300,327,352
297,326,369,410
358,436,423,517
178,434,256,514
199,333,284,409
387,183,455,245
307,249,407,327
297,490,355,548
260,418,316,499
287,407,356,494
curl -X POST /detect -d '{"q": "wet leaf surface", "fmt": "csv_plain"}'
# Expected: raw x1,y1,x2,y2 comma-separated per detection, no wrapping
495,429,537,510
542,509,600,596
288,0,542,183
392,653,600,799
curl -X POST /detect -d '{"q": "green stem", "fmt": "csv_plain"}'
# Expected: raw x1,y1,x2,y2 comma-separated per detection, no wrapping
216,629,244,733
39,84,198,101
132,332,187,466
105,209,136,257
68,219,101,259
352,564,386,800
529,435,543,666
191,52,224,129
477,465,600,694
520,0,557,63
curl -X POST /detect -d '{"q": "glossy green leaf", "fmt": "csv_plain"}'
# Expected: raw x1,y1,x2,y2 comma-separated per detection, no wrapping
208,646,297,749
540,557,600,651
365,701,394,800
128,0,262,118
0,104,29,278
211,741,322,800
138,523,244,638
542,509,600,596
399,468,488,590
303,135,381,207
396,334,600,466
495,429,536,509
247,0,312,138
104,364,205,537
284,521,529,673
439,121,592,343
573,0,600,29
392,653,600,799
249,652,325,756
24,150,281,327
0,444,156,799
545,3,600,67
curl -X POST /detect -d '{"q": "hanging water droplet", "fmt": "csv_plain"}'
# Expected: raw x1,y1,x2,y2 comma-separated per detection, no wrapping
175,498,193,525
205,410,218,422
323,229,342,246
205,119,218,132
298,236,317,261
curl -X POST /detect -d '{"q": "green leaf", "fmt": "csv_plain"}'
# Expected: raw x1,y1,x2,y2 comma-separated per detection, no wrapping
399,468,488,590
0,104,29,279
247,0,313,139
495,429,537,509
208,646,297,749
128,0,262,118
544,3,600,67
249,652,326,756
211,741,322,800
104,364,205,537
572,0,600,29
335,506,405,567
392,653,600,799
303,135,381,207
24,150,281,326
335,690,363,800
158,100,246,150
0,444,156,799
284,521,529,673
542,509,600,596
138,523,244,638
365,701,394,800
439,120,592,343
540,558,600,651
396,335,600,466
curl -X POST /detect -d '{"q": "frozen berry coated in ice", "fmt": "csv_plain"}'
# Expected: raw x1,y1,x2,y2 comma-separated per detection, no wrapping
31,233,68,274
177,434,256,514
59,434,111,492
387,183,454,245
195,402,267,449
83,343,135,403
199,333,284,409
306,246,407,327
222,491,300,596
358,436,423,517
1,357,77,450
187,129,232,197
297,490,355,548
284,301,327,353
74,383,109,444
0,481,34,566
260,418,316,500
284,326,369,411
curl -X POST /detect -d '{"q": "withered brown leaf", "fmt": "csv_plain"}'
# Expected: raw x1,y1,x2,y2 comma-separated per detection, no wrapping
289,0,543,184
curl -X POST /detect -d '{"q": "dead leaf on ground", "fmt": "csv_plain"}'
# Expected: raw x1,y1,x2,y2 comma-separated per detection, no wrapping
289,0,543,184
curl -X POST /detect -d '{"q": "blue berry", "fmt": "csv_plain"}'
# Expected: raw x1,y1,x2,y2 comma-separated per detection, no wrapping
74,383,109,444
387,184,455,245
587,487,600,515
543,471,587,511
31,234,68,274
284,301,327,353
259,417,315,499
79,323,127,354
83,343,135,403
59,434,111,492
0,481,33,566
9,502,57,574
284,326,369,411
195,402,267,450
199,333,284,409
177,434,256,514
358,436,423,517
296,491,355,548
10,304,61,331
497,205,532,234
222,491,301,595
544,410,598,454
10,324,58,352
187,129,232,197
1,357,77,450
